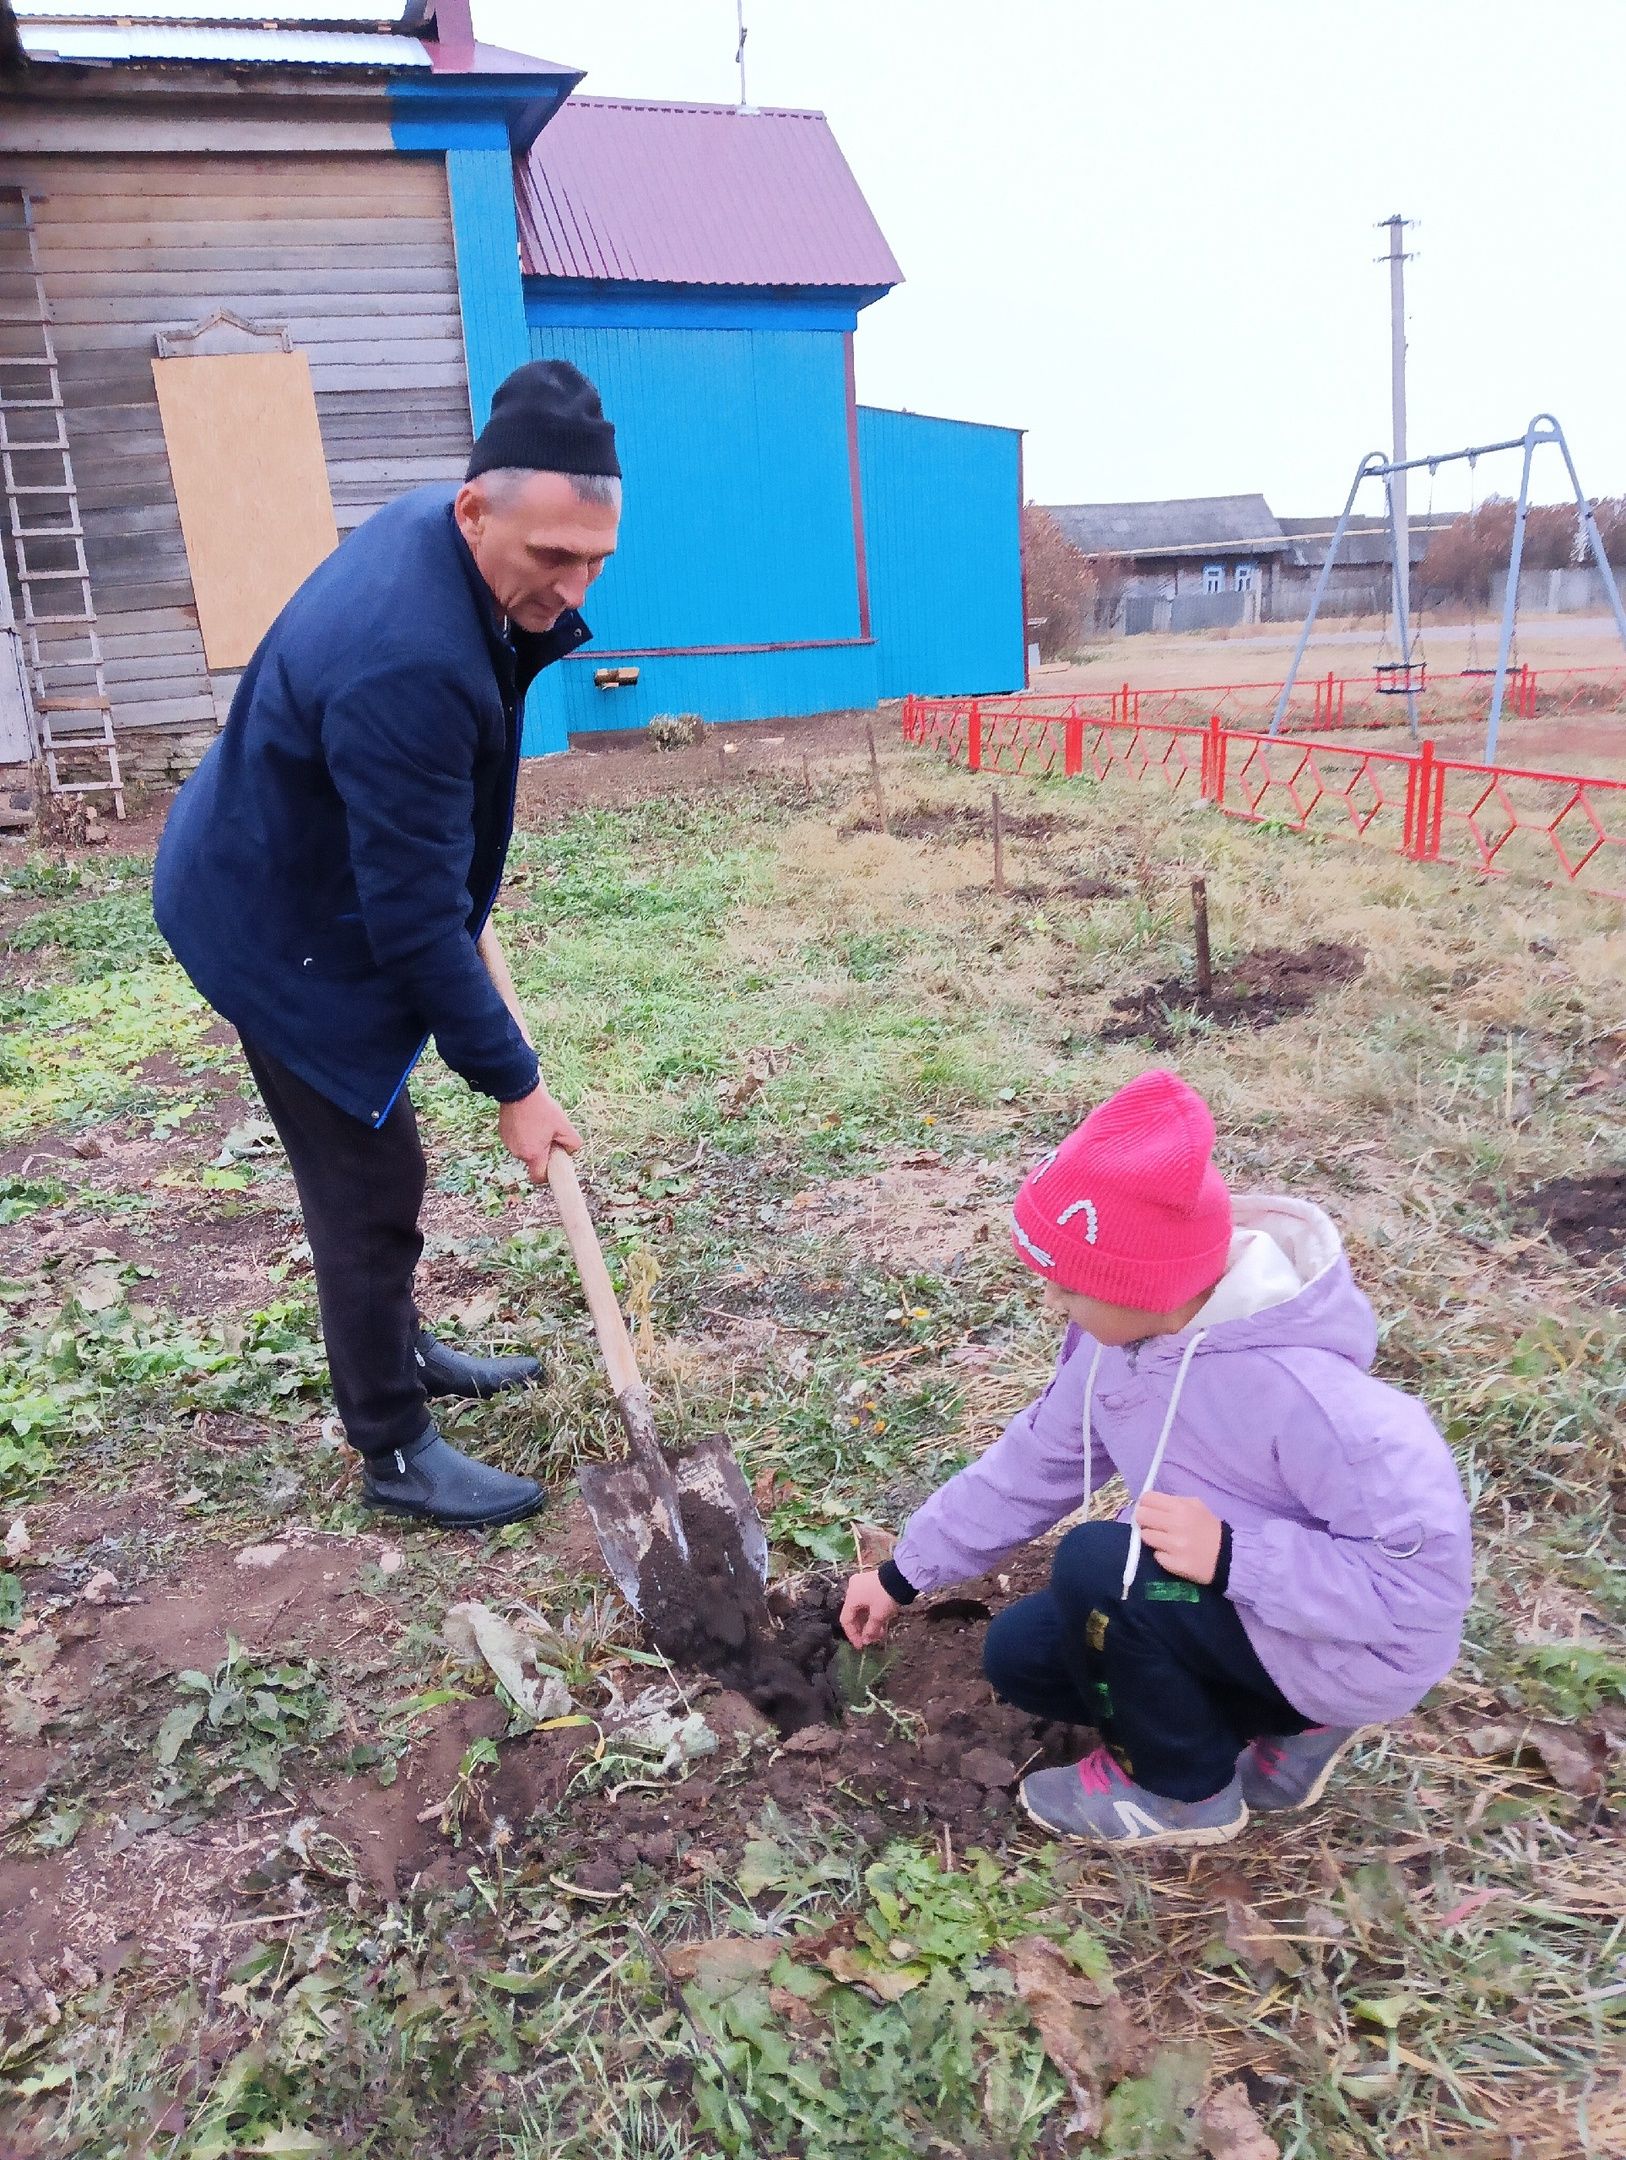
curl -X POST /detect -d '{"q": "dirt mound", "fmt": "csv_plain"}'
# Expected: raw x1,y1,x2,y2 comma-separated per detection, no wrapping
1103,939,1364,1047
1521,1169,1626,1264
632,1491,1078,1825
854,805,1060,842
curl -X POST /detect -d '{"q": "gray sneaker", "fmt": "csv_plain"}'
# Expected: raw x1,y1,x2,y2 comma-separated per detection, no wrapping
1237,1726,1367,1814
1019,1745,1248,1847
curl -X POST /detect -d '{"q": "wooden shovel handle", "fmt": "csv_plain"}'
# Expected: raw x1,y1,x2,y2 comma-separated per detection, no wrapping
544,1148,644,1402
477,921,532,1047
476,924,645,1405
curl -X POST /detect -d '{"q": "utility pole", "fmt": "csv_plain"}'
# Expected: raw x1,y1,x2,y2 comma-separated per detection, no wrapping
1380,213,1415,668
735,0,749,107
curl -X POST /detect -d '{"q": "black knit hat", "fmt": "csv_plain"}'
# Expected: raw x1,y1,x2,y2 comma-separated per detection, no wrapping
466,359,620,482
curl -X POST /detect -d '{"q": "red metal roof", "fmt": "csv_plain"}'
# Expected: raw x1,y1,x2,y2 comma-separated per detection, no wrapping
517,96,902,292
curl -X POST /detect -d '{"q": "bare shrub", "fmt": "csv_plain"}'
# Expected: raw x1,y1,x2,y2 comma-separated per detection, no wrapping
1420,497,1578,607
1022,507,1093,658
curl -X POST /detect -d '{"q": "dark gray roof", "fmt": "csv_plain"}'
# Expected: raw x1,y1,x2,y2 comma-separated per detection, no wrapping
1278,512,1456,570
1046,493,1294,560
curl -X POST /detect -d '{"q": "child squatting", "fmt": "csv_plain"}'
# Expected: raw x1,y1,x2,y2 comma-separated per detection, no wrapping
839,1068,1473,1847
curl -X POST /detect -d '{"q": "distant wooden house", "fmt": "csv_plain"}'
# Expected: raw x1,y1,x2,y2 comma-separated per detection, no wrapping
1042,492,1462,634
1046,494,1296,631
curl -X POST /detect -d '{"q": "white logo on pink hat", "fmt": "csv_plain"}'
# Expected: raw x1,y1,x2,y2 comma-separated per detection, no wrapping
1057,1197,1100,1244
1011,1218,1055,1271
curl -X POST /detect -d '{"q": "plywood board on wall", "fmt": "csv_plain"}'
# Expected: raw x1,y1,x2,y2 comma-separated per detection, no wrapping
151,350,338,670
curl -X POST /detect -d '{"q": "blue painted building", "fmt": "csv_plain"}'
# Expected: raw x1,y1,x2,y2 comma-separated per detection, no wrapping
2,2,1025,775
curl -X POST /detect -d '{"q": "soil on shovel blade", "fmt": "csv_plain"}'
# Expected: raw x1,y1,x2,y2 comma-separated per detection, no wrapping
1520,1168,1626,1265
638,1494,839,1735
1102,939,1364,1048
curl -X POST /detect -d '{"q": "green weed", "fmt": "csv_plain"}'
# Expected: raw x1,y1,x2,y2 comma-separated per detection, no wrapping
154,1637,342,1798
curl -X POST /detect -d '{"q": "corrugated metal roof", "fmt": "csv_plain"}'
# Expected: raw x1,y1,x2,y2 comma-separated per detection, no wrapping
18,21,432,64
1048,494,1294,559
517,97,903,291
14,2,420,20
1277,512,1455,571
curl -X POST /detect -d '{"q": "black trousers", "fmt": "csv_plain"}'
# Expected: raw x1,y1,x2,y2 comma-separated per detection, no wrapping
982,1521,1310,1801
240,1036,430,1462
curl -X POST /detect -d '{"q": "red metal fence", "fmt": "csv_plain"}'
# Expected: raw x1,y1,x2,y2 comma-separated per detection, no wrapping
935,663,1626,739
901,694,1626,902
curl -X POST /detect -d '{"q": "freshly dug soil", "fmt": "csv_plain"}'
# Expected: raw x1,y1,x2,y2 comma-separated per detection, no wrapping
1005,875,1127,903
602,1548,1084,1856
854,805,1059,842
1520,1169,1626,1264
635,1492,1084,1812
640,1494,839,1735
1102,939,1364,1047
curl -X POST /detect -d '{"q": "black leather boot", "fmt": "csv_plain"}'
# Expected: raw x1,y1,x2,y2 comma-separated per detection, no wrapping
414,1328,542,1401
361,1425,545,1528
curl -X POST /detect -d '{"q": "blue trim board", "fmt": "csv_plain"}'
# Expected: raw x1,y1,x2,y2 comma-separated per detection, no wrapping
441,145,532,430
388,76,572,154
525,281,887,332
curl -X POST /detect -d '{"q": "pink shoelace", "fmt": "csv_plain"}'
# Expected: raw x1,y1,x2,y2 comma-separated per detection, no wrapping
1251,1740,1287,1776
1075,1747,1127,1795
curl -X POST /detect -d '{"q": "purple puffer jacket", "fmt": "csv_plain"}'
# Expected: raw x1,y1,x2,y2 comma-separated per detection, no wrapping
894,1198,1473,1726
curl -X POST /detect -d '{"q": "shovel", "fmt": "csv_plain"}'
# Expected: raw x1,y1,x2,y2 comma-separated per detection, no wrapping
477,926,768,1614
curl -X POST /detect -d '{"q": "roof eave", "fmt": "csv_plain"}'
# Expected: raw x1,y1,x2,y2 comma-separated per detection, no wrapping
1068,537,1297,560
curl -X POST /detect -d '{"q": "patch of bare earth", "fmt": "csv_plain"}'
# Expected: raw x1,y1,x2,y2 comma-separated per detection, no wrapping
516,706,881,823
1519,1168,1626,1265
779,1150,1007,1274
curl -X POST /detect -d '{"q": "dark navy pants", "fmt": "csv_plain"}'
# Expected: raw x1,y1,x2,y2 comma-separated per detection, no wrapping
983,1522,1309,1801
240,1035,430,1461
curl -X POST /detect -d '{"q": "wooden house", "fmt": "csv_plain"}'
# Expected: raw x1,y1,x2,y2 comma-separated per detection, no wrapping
0,2,1026,810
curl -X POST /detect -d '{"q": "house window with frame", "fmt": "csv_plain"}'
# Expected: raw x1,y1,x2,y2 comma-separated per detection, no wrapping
1202,563,1223,594
1235,563,1257,592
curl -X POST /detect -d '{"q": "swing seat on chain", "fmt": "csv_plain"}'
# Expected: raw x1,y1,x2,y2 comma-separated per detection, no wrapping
1374,659,1426,694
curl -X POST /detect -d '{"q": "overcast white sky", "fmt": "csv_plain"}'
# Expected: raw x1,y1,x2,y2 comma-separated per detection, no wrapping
477,1,1624,516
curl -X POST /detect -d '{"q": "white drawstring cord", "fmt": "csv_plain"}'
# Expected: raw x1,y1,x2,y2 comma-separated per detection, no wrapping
1119,1328,1207,1597
1079,1341,1102,1521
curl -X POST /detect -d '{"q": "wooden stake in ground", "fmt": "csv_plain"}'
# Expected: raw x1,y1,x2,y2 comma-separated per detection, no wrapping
801,753,812,796
865,720,888,833
1191,876,1213,1003
991,790,1005,894
717,741,727,783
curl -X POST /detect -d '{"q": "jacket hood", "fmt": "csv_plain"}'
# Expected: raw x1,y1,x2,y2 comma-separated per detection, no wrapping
1184,1195,1378,1372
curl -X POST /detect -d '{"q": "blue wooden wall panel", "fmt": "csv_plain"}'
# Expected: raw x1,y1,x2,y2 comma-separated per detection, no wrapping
526,320,864,660
857,408,1025,698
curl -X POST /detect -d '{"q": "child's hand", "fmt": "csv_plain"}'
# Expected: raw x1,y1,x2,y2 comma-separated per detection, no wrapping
840,1569,900,1649
1135,1493,1224,1585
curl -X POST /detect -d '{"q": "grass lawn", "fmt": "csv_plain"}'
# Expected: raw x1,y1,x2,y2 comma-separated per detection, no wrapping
1,724,1623,2159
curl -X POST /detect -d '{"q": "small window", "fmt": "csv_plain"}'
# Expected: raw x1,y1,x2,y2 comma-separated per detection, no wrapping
1235,563,1257,592
1203,563,1223,594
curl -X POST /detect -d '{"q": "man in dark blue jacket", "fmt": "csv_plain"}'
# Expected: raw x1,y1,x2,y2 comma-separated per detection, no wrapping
154,361,620,1527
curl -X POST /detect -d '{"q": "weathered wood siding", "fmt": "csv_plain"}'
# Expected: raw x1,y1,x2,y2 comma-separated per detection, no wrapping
0,151,473,763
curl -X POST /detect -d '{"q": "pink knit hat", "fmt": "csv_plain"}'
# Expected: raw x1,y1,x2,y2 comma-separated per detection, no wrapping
1011,1069,1232,1309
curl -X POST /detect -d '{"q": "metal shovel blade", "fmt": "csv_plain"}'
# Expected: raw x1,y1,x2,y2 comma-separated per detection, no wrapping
580,1434,770,1618
579,1455,684,1615
674,1433,770,1589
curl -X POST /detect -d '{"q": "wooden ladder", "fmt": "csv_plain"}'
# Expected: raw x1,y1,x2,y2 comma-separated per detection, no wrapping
0,185,124,817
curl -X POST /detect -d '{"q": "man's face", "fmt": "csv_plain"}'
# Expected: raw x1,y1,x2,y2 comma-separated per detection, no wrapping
453,470,620,634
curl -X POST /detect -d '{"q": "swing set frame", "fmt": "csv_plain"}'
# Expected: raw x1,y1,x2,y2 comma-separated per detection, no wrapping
1270,413,1626,761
